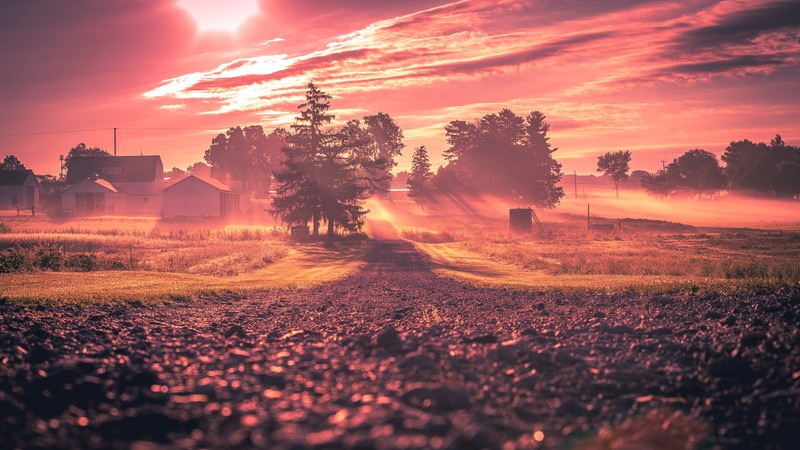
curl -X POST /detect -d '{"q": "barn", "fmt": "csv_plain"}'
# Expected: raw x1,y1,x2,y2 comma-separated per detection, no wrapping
162,175,240,219
61,178,126,215
0,170,40,212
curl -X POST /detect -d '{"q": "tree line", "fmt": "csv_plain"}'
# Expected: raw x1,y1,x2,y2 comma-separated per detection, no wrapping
596,135,800,199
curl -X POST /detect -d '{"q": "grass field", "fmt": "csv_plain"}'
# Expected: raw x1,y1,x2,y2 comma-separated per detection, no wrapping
378,199,800,294
0,216,368,304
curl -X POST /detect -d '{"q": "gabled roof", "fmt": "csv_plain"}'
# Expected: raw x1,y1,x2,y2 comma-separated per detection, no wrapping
63,177,120,194
0,170,38,187
66,155,163,184
163,175,233,192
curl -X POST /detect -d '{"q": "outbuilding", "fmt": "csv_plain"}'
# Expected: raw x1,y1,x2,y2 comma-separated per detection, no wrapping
162,175,240,219
61,178,125,215
0,169,40,212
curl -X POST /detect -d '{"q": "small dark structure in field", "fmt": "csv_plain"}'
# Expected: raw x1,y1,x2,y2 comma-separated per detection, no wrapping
510,208,544,235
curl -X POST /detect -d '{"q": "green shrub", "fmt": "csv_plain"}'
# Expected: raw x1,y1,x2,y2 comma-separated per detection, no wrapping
66,253,98,272
0,248,27,273
33,246,65,271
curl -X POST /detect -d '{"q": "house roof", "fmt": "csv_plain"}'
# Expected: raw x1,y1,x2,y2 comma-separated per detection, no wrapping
66,155,163,184
0,169,38,187
163,175,233,192
63,177,120,194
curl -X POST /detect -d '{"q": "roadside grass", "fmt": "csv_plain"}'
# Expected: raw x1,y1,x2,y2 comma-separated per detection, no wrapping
0,242,368,305
396,208,800,293
0,216,369,304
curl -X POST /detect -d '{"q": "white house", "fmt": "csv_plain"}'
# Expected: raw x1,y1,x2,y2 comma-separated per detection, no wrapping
61,178,126,215
162,175,240,219
64,155,164,215
0,170,40,212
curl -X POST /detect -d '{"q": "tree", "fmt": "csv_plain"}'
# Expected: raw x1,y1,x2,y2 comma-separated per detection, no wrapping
272,82,375,242
360,112,405,193
203,125,271,187
668,149,726,196
722,134,800,197
64,143,110,171
641,149,726,198
407,146,433,204
186,162,211,178
435,108,564,207
596,150,631,198
641,168,679,198
1,155,26,170
164,166,187,180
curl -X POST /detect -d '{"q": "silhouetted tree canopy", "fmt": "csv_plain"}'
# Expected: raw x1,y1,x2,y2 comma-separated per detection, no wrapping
1,155,26,170
272,83,387,241
360,112,404,194
204,125,273,193
596,150,631,198
186,162,211,178
407,145,433,205
435,109,564,207
642,149,725,198
64,143,110,171
722,134,800,197
164,166,187,180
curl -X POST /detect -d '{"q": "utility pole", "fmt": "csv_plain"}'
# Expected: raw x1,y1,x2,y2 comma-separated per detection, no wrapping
574,170,578,198
59,155,64,180
113,127,117,156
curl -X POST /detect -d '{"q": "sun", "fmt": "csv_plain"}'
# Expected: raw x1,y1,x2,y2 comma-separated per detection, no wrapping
178,0,260,32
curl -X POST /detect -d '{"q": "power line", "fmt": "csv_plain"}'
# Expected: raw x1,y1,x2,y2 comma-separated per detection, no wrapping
0,126,221,137
0,127,113,137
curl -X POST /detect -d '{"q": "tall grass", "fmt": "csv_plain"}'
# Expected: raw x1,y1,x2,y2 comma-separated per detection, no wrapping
0,226,289,277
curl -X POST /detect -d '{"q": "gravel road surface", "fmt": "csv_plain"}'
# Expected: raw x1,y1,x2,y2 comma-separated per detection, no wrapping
1,221,799,449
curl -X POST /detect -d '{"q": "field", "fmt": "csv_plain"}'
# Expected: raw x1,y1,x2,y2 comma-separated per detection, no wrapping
376,198,800,294
0,215,368,304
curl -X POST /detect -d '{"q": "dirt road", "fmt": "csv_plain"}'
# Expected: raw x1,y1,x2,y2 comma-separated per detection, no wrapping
1,220,799,449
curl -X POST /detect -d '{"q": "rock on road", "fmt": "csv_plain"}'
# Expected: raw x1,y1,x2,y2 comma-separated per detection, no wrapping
1,220,799,449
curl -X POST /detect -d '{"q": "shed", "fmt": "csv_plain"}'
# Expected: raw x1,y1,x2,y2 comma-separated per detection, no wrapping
61,178,125,215
162,175,240,219
0,170,40,211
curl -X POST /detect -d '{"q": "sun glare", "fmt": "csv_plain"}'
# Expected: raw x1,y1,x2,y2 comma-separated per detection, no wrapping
178,0,259,32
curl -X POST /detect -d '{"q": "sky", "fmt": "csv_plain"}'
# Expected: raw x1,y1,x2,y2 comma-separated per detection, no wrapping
1,0,798,176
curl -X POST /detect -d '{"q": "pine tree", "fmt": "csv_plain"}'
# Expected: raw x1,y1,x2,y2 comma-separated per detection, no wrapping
407,146,433,204
272,82,374,242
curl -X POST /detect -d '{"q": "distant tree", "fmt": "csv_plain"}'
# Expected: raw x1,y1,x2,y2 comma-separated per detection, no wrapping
273,82,334,236
186,162,211,178
641,149,726,198
436,109,564,207
164,166,187,180
360,112,405,193
668,149,726,196
64,143,111,171
641,168,678,198
1,155,26,170
722,134,800,197
272,82,378,243
203,125,271,193
264,128,290,178
407,146,433,205
596,150,631,198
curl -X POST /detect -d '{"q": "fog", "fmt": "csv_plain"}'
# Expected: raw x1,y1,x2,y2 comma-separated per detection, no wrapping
381,190,800,231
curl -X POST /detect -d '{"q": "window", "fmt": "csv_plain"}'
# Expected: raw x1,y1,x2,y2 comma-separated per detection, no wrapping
102,167,122,175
